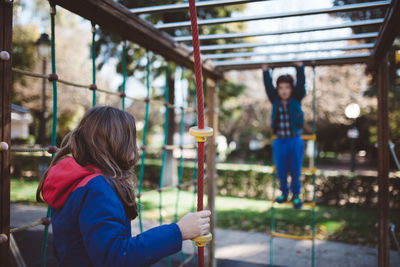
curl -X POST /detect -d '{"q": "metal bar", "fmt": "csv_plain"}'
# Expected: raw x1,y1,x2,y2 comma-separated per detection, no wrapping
130,0,265,14
369,0,400,69
174,18,384,42
196,32,378,51
377,53,390,267
203,43,374,59
52,0,222,80
157,1,390,30
214,52,371,70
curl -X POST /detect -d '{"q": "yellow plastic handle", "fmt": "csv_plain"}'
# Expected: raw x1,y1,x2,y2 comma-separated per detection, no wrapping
192,233,212,247
396,50,400,64
189,126,214,143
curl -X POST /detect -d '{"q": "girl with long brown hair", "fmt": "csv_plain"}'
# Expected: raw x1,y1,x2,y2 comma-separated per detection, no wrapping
37,106,210,266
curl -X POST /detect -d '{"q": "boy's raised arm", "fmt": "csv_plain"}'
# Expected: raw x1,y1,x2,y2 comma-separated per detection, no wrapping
263,66,277,103
294,65,306,101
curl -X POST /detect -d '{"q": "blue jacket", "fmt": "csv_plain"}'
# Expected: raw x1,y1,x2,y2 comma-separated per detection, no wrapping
42,157,182,267
263,66,306,136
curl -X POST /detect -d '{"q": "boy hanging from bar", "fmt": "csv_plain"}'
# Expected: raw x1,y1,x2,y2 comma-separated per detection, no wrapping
262,62,305,209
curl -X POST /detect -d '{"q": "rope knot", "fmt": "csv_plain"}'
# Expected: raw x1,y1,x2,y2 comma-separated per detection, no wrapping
48,73,58,82
0,51,10,61
0,234,8,244
48,146,58,154
41,217,51,226
89,84,97,91
0,142,9,152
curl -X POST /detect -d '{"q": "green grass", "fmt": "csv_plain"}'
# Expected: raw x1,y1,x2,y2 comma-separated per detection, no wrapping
11,179,40,203
11,178,399,248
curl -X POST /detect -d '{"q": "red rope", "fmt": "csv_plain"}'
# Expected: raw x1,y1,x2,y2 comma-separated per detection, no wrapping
188,0,205,130
188,0,205,266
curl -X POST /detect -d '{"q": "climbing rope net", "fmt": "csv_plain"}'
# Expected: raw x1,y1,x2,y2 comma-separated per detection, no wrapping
6,0,212,267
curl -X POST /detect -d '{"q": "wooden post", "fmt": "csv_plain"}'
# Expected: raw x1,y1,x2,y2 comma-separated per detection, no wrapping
377,53,389,267
0,0,13,264
206,77,218,267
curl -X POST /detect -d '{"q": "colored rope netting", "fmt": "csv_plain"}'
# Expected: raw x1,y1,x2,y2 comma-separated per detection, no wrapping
137,51,151,233
10,146,57,153
136,64,199,266
10,217,51,233
121,42,127,111
19,3,201,267
41,3,57,267
91,22,96,107
158,66,172,267
11,67,196,111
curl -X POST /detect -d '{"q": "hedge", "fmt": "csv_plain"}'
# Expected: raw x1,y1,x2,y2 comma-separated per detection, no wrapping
10,154,400,208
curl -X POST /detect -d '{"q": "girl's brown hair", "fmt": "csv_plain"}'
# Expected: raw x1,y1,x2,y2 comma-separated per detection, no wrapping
36,106,139,219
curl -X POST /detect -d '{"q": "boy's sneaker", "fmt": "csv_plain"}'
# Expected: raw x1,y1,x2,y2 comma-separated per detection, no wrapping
292,196,303,209
274,194,288,203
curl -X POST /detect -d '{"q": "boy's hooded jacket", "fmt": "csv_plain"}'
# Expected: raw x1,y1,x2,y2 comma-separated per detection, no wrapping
42,157,182,267
263,66,306,136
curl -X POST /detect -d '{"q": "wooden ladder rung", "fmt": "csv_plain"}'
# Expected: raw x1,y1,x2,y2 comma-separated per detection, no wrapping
302,167,317,174
301,134,317,141
271,166,317,174
271,134,316,141
270,231,314,240
272,201,316,209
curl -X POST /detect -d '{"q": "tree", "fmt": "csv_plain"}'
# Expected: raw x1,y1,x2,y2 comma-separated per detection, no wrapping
332,0,400,162
333,0,386,36
12,5,115,144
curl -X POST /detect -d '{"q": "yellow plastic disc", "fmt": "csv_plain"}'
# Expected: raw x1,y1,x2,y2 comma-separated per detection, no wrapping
189,126,214,143
396,50,400,64
192,233,213,247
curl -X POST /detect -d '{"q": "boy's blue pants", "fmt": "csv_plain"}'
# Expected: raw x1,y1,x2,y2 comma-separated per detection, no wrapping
272,136,304,196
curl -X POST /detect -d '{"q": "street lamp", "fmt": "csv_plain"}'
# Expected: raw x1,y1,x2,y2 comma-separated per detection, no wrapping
35,33,51,177
345,103,360,172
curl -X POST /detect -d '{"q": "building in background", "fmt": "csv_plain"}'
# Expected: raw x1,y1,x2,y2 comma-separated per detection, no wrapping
11,104,33,140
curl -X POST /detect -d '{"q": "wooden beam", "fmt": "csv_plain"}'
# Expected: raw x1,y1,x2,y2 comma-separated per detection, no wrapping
369,1,400,69
377,53,390,267
52,0,222,80
0,0,13,263
206,78,218,267
215,54,370,71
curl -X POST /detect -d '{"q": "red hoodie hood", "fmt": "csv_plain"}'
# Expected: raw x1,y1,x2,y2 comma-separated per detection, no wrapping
43,157,102,209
